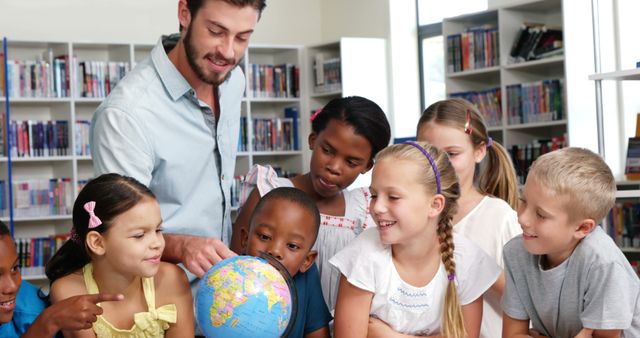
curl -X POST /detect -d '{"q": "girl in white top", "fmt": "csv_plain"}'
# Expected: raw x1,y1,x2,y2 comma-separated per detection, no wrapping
417,98,521,338
231,96,391,312
331,142,500,338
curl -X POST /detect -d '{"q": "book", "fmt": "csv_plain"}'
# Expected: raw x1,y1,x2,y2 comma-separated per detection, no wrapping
625,137,640,180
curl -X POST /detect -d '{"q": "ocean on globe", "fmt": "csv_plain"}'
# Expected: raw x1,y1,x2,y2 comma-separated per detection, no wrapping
196,255,294,338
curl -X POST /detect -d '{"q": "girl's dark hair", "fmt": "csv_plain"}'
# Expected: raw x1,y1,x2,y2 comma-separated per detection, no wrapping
46,173,155,283
312,96,391,163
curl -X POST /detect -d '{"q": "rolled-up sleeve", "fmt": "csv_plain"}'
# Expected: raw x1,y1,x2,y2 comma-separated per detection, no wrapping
91,106,154,185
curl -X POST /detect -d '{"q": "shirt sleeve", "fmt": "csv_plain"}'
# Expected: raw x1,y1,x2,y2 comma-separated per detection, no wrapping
454,235,501,305
496,209,522,269
91,106,154,185
303,264,333,334
328,228,380,293
501,239,530,320
581,262,639,329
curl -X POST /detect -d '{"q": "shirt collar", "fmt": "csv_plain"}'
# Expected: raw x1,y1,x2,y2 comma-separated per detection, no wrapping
151,34,192,102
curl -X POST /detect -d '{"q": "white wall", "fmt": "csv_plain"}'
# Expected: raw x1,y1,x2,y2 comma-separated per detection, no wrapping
319,0,390,42
0,0,322,46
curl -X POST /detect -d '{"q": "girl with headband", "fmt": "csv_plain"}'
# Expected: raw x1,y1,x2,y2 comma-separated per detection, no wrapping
331,142,499,338
45,173,193,337
417,98,521,338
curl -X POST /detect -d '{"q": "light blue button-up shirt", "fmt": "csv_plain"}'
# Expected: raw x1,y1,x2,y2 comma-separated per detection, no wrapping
90,35,244,246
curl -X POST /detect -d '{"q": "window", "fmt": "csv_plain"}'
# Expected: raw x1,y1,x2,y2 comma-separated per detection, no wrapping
417,0,487,110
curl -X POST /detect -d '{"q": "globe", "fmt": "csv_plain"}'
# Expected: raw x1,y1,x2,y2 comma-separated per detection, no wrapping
196,255,296,338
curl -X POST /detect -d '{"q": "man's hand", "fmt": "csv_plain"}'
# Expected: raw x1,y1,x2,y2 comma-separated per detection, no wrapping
26,293,123,337
164,234,237,277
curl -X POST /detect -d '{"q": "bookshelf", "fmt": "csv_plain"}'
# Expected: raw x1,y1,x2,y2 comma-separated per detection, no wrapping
0,38,308,281
443,0,567,184
305,37,389,189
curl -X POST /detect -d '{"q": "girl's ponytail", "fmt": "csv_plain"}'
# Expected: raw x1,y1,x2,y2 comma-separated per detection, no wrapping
479,140,519,209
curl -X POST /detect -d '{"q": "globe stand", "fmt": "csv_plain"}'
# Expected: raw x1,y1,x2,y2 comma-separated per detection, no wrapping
258,251,298,338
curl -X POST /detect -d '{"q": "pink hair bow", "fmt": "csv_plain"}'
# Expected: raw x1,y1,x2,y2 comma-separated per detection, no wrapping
84,201,102,229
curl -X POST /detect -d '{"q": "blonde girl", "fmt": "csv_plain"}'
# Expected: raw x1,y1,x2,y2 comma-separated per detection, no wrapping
331,142,500,338
417,98,521,338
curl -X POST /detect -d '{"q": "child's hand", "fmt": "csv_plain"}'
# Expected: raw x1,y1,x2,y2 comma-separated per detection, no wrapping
45,293,124,332
367,316,395,338
574,328,594,338
528,329,546,337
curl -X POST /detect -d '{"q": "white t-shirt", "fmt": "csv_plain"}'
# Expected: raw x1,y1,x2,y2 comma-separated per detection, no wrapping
454,196,521,338
330,227,501,336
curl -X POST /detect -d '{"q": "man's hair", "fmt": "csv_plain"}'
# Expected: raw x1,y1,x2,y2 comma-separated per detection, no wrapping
0,220,9,237
529,147,616,222
250,187,321,242
186,0,266,18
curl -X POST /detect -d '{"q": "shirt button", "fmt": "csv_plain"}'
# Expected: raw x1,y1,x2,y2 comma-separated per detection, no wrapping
221,174,225,181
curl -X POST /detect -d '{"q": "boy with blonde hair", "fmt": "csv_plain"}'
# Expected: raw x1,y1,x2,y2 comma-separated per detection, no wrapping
502,148,640,338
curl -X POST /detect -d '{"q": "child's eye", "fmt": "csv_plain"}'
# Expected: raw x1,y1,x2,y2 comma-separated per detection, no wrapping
370,194,377,199
447,152,458,157
133,233,145,239
156,227,164,233
347,160,359,168
389,195,400,200
10,265,20,274
287,243,300,251
257,233,271,241
536,212,546,220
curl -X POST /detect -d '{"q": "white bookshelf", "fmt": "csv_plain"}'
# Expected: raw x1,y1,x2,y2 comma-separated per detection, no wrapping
443,0,566,175
1,38,309,280
305,37,389,189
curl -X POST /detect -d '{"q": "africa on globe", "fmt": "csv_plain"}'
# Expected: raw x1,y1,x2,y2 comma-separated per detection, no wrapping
196,255,295,338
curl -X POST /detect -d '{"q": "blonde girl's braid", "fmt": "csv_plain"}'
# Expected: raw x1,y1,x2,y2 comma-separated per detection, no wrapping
437,215,466,338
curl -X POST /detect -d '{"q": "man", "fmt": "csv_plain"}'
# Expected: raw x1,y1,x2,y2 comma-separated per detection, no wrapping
90,0,266,280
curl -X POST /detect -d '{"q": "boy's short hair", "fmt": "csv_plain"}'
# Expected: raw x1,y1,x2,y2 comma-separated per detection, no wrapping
250,187,321,242
529,147,615,222
0,220,9,236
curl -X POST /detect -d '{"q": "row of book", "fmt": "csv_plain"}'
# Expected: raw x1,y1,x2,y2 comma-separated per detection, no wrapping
506,79,564,125
237,107,299,152
245,63,300,98
313,54,341,94
510,135,567,184
1,52,131,99
2,56,72,98
607,202,640,250
509,23,563,64
12,178,73,218
75,120,91,156
447,25,499,73
77,60,129,98
450,88,502,127
9,120,69,158
14,234,70,277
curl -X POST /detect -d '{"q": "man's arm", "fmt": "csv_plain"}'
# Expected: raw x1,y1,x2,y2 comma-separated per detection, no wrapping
162,234,236,277
91,107,154,184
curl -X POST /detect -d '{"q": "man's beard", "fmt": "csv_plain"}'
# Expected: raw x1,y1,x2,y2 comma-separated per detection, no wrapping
183,24,238,86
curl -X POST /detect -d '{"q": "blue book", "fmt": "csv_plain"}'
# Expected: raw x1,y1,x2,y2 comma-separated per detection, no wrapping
284,107,299,150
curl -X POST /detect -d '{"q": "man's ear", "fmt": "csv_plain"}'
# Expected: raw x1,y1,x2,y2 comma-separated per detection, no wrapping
177,0,192,33
308,133,317,150
574,218,596,240
240,227,249,254
298,250,318,274
428,194,445,218
86,231,106,256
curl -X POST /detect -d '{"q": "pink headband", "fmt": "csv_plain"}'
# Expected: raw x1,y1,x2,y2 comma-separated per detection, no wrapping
84,201,102,229
310,107,322,122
